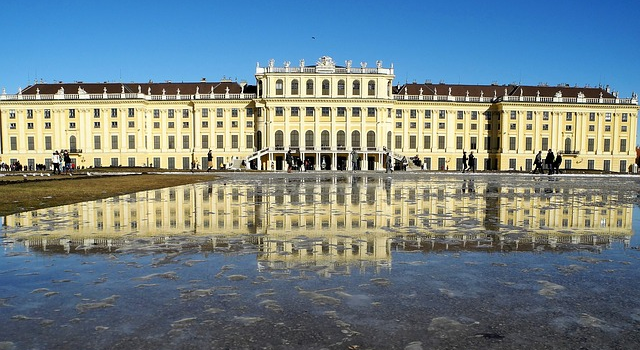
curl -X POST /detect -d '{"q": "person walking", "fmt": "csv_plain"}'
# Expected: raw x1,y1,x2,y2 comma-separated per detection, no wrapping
533,151,543,174
553,152,563,174
206,150,213,171
386,153,393,173
545,149,555,175
286,150,293,173
63,150,72,175
468,151,476,173
462,151,468,173
52,151,61,175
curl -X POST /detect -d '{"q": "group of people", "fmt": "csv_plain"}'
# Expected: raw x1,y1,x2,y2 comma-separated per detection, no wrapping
461,151,476,173
533,149,562,175
52,150,73,175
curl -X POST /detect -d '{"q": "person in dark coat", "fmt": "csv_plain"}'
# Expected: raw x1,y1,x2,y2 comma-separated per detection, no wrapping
533,151,543,174
553,152,563,174
462,151,468,173
545,149,555,175
468,152,476,172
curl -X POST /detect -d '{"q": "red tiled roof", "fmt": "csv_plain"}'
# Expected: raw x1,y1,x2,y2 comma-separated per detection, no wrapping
20,81,256,95
396,83,615,99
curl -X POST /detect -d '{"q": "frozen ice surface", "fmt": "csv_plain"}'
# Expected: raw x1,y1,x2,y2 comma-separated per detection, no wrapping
1,173,640,349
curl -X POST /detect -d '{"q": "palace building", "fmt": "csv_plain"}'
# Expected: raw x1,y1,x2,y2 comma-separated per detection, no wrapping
1,56,638,172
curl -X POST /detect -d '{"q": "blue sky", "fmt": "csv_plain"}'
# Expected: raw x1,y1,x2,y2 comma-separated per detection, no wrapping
1,0,639,97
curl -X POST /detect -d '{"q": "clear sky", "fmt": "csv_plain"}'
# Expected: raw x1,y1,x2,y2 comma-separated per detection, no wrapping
1,1,638,98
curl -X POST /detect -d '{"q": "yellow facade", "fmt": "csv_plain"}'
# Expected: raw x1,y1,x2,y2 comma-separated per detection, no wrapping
1,56,638,172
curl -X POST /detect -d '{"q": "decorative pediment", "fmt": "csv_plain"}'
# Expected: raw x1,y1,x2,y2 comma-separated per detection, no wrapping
316,56,335,73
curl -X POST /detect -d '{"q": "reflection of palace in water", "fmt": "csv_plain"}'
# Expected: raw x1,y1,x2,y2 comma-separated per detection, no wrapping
1,177,634,272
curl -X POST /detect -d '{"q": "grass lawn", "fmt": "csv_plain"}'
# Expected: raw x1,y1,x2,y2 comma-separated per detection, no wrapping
0,173,213,216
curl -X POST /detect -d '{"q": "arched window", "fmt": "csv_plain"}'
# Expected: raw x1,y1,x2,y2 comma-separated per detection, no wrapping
321,130,330,150
275,130,284,150
290,130,299,148
368,80,375,96
337,130,346,150
306,79,314,95
256,131,262,150
70,135,77,151
337,80,345,95
564,137,572,153
367,131,376,149
305,130,314,150
352,80,360,95
291,80,299,95
275,79,283,95
387,131,392,150
322,79,330,95
351,130,361,149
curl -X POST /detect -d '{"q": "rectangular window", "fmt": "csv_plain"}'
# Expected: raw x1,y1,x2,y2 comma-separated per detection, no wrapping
510,123,516,130
128,121,135,128
182,135,189,149
423,135,431,149
128,135,135,149
202,135,209,149
604,139,610,152
154,122,160,128
352,107,361,117
9,123,16,129
246,134,253,149
111,135,118,149
202,121,208,128
587,138,594,152
183,109,189,118
337,107,346,117
588,159,595,170
410,109,417,118
566,112,572,121
69,109,75,118
231,135,239,148
45,136,52,150
542,124,549,131
425,110,431,119
128,108,135,117
484,137,491,150
246,108,253,117
605,113,612,122
438,136,445,149
69,122,76,129
27,122,34,129
471,111,478,120
425,122,431,129
509,137,516,150
470,136,477,150
216,135,224,149
620,139,627,152
368,108,376,117
395,135,402,149
605,125,611,132
94,109,100,118
232,108,238,117
395,122,402,128
154,109,160,118
153,135,160,149
44,109,51,118
543,112,549,120
589,112,595,121
306,107,314,116
510,111,516,120
26,109,33,118
94,135,101,149
27,136,34,150
526,111,533,120
111,108,118,117
566,125,572,131
94,158,102,167
541,137,548,151
410,122,416,128
45,122,51,129
484,111,491,120
216,108,223,117
168,135,175,149
231,121,238,128
622,113,628,122
183,122,189,128
438,122,445,129
525,137,532,151
439,110,446,119
168,109,175,118
457,111,464,119
409,135,417,149
588,125,594,131
275,107,284,116
322,107,330,116
168,122,174,128
526,124,532,130
10,136,17,150
111,158,118,167
291,107,299,116
456,136,463,150
396,110,403,118
202,108,209,117
247,121,253,127
216,121,223,128
456,123,463,130
111,121,118,128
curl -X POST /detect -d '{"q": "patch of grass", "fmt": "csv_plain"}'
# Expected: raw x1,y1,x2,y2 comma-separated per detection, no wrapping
0,173,213,216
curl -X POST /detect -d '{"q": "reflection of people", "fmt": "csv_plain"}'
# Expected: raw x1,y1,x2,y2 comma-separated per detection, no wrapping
207,150,213,172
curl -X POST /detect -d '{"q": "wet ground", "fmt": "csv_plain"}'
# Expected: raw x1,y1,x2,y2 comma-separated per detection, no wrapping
1,172,640,350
